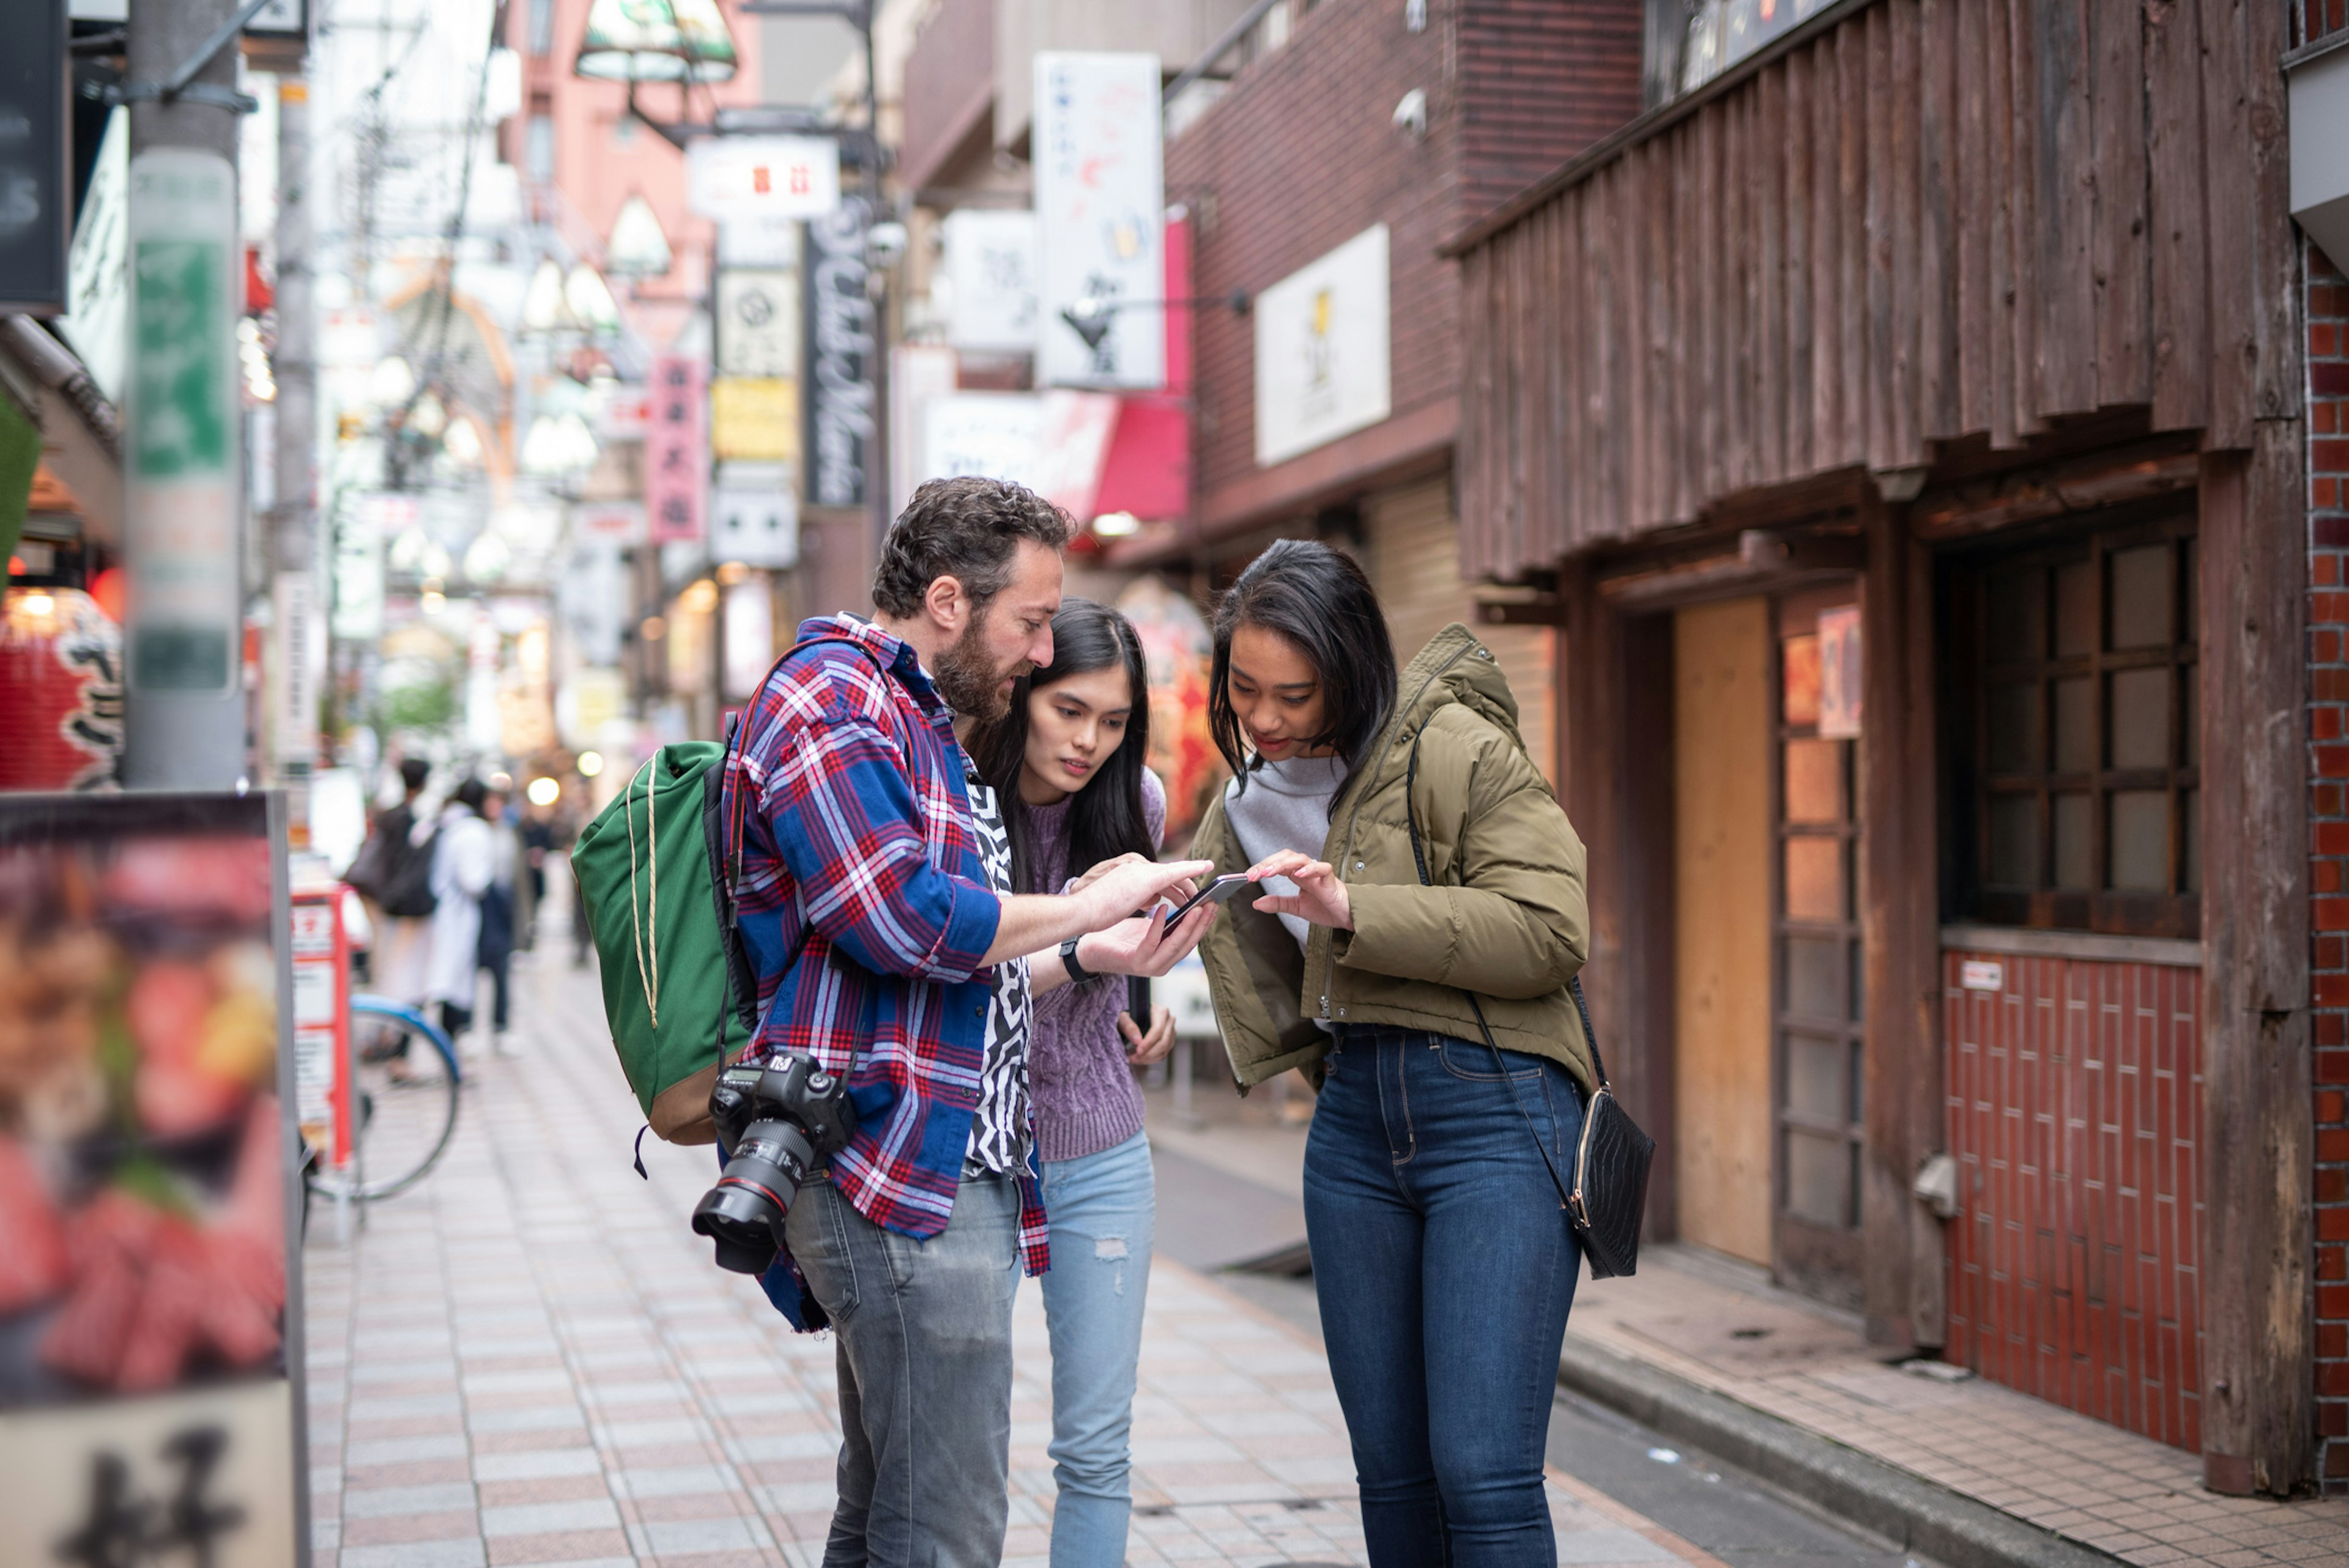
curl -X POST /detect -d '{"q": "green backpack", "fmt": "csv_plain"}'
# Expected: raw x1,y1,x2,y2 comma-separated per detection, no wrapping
571,742,748,1142
571,636,892,1144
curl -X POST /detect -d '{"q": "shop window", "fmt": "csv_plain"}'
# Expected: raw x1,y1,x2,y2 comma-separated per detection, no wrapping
1947,515,2199,939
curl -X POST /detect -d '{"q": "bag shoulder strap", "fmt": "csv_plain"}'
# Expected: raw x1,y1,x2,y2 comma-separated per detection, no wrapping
1401,733,1581,1215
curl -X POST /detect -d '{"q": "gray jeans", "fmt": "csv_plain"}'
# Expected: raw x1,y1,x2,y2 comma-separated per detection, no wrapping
784,1170,1022,1568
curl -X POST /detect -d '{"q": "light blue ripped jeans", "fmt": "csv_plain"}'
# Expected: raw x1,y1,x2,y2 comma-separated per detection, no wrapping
1037,1129,1155,1568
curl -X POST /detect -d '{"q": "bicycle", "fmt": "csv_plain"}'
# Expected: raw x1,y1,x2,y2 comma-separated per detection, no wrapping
305,995,464,1204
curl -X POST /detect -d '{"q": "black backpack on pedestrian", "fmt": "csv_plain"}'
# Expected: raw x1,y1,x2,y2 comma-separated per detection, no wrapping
377,823,439,919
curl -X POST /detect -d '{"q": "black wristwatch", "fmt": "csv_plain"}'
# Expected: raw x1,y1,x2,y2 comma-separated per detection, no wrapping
1060,936,1095,983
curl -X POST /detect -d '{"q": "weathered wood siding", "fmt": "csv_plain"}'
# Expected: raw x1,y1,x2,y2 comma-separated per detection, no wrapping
1455,0,2299,582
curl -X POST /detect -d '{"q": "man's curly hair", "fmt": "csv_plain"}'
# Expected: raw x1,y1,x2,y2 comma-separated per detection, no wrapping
870,477,1073,618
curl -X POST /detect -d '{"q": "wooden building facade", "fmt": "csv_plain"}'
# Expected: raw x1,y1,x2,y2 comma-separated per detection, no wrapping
1448,0,2316,1492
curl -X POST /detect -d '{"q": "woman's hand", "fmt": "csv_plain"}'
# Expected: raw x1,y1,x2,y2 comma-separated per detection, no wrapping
1246,850,1353,930
1119,1005,1176,1065
1075,900,1218,977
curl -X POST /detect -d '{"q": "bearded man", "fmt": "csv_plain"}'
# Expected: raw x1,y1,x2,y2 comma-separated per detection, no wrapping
722,476,1216,1567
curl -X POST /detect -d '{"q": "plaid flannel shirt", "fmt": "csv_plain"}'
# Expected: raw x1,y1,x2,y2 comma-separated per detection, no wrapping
724,615,1050,1329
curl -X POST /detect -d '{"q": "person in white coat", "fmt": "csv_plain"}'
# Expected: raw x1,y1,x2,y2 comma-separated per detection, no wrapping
421,777,497,1052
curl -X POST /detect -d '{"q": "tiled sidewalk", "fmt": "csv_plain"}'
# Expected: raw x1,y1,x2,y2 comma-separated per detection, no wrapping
1563,1253,2349,1567
300,952,1727,1567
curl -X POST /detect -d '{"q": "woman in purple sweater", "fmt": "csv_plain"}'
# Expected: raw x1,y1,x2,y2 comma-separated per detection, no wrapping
968,599,1174,1568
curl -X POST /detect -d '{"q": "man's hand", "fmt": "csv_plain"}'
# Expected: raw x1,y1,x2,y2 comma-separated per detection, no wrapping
1246,850,1353,930
1075,858,1215,931
1066,852,1148,896
1119,1005,1176,1065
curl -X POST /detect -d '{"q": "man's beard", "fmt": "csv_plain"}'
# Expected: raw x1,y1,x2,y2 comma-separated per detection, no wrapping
933,612,1030,723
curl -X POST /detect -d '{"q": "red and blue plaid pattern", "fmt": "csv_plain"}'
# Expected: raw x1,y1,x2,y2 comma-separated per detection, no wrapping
724,615,1050,1327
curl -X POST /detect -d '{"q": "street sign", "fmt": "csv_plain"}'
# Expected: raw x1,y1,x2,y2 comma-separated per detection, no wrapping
689,135,840,221
645,356,707,544
0,0,69,312
125,149,242,693
943,209,1037,354
716,268,800,377
1033,53,1164,390
803,197,873,508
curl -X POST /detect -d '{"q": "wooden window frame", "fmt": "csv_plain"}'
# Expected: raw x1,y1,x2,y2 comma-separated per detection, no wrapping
1945,509,2200,941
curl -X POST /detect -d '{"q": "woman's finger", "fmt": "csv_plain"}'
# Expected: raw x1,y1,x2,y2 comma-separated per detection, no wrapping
1245,850,1309,880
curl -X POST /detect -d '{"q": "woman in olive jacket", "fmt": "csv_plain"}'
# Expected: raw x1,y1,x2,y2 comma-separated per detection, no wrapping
1189,539,1593,1568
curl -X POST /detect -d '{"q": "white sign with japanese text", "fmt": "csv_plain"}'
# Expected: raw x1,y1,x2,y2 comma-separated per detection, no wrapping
689,136,841,222
943,209,1038,354
1033,53,1163,390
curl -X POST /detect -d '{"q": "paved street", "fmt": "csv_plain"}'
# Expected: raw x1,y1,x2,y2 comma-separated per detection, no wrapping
300,948,1757,1567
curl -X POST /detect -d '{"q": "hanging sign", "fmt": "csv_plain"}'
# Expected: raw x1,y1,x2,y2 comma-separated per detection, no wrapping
712,462,798,569
1254,224,1391,467
804,196,873,508
645,355,707,544
710,376,799,464
1033,52,1164,390
688,135,840,221
0,0,69,311
943,209,1037,354
716,268,799,377
125,149,242,693
1816,605,1862,739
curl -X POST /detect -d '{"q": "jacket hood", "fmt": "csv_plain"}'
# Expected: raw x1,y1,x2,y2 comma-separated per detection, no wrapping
1387,623,1526,760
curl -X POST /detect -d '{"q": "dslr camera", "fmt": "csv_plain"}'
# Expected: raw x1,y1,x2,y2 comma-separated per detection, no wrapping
690,1055,857,1274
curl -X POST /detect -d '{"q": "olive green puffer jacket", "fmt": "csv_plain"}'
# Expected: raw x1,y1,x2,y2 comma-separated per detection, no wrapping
1188,622,1594,1096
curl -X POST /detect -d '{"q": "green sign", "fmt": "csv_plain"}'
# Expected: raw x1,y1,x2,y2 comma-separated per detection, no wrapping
132,239,231,478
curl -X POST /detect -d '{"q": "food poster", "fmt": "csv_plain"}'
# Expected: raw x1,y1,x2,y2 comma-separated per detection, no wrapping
1115,575,1222,848
0,792,306,1568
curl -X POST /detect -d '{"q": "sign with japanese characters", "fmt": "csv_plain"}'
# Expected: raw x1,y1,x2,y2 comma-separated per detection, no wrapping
645,355,707,544
716,268,798,378
943,208,1037,354
688,135,840,222
1816,605,1862,739
1254,224,1390,467
1033,53,1163,390
126,149,242,692
0,791,305,1568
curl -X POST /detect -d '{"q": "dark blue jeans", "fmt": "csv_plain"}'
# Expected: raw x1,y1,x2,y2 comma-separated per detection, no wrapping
1305,1024,1585,1568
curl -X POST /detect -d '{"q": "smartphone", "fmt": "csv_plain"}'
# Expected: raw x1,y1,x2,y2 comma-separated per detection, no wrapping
1161,873,1260,923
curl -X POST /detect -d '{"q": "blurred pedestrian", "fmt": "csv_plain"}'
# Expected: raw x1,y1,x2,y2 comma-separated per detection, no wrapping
1189,539,1596,1568
968,599,1174,1568
347,757,434,1005
423,778,497,1055
516,794,553,950
477,786,520,1054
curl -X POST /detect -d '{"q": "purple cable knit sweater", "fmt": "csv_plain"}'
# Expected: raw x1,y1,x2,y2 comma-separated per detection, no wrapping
1019,767,1166,1164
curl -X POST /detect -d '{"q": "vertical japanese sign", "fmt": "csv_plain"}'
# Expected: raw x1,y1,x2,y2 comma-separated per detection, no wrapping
0,791,306,1568
1816,605,1863,739
804,197,873,509
0,0,68,311
125,150,242,693
1033,52,1164,390
646,356,707,544
289,888,351,1175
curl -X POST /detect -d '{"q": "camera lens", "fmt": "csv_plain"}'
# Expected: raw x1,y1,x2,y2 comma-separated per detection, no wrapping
691,1118,817,1274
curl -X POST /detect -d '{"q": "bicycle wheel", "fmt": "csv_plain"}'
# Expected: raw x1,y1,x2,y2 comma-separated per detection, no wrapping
308,996,462,1202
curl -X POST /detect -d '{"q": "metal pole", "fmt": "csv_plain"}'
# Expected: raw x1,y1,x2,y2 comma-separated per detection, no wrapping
273,75,319,826
124,0,248,788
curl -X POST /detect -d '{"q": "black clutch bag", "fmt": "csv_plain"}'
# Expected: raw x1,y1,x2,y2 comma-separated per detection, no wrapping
1405,738,1656,1278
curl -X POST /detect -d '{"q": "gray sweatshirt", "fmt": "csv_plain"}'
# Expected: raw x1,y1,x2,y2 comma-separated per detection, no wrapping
1222,753,1349,955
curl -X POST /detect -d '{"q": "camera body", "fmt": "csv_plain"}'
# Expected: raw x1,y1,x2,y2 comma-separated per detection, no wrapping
689,1054,858,1274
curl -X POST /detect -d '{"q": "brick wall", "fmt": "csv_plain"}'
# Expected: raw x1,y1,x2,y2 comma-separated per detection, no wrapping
1168,0,1639,525
1943,950,2205,1451
2309,240,2349,1488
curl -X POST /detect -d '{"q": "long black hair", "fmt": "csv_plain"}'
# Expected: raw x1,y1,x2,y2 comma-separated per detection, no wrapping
967,598,1156,893
1209,538,1397,807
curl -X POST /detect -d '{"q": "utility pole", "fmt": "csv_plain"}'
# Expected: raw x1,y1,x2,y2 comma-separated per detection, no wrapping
122,0,249,788
272,73,319,829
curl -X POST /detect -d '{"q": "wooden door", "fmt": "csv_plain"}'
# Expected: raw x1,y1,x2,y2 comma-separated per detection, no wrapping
1670,597,1774,1267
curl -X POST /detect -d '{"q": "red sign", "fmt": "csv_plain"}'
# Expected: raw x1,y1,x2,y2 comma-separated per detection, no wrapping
646,355,708,544
290,888,353,1172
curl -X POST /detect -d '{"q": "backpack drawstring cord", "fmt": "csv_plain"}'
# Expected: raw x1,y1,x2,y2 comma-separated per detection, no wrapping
625,755,659,1027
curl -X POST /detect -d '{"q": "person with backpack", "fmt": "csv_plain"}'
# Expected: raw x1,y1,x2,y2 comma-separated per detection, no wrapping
347,757,434,1005
965,599,1176,1568
1188,540,1595,1568
723,478,1216,1568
